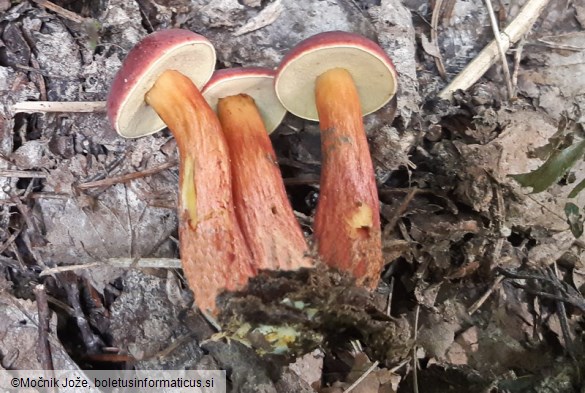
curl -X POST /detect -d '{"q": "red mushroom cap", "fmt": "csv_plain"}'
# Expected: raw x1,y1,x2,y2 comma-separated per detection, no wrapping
202,67,286,134
107,29,216,138
275,31,398,121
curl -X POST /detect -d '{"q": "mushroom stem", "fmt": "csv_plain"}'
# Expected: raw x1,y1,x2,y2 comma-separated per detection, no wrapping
313,67,383,288
145,70,255,314
217,94,312,270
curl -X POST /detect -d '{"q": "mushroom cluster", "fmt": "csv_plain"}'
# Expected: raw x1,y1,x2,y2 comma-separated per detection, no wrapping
107,29,398,314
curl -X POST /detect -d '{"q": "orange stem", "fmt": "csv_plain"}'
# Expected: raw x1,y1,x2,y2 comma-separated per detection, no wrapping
217,94,312,271
145,70,255,314
313,68,383,288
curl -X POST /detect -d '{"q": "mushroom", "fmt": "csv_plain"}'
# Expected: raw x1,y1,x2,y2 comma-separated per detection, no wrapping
107,29,255,314
274,31,398,288
203,67,312,271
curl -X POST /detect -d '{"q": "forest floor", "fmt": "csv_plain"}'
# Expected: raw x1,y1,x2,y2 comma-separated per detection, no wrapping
1,0,585,392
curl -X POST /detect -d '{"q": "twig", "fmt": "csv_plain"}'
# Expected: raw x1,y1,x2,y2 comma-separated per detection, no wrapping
107,258,181,269
40,258,182,276
551,263,575,360
144,333,198,361
498,267,585,312
350,340,363,355
76,161,177,190
0,228,22,255
30,0,87,23
389,358,410,373
62,274,104,353
386,277,395,316
430,0,447,79
534,37,585,51
82,153,128,184
484,0,514,99
343,360,380,393
13,64,67,78
33,285,55,372
14,199,47,268
12,101,107,114
511,37,525,96
526,194,566,222
0,170,47,178
84,277,110,318
386,187,417,232
412,304,420,393
83,353,135,363
29,56,47,102
438,0,551,100
467,275,504,314
200,309,222,332
9,243,26,270
46,295,75,317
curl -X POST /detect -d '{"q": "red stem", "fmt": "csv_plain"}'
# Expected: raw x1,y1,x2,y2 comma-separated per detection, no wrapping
313,68,383,288
145,70,255,314
217,94,312,271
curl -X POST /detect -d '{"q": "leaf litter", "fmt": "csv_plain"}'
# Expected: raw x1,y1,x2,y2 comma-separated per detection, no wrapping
1,0,585,392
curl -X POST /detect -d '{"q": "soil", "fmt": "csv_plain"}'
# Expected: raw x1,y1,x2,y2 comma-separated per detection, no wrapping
1,0,585,392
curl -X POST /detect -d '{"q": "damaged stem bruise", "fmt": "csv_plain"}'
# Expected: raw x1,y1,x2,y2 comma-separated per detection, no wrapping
145,70,255,314
217,94,311,271
313,68,382,288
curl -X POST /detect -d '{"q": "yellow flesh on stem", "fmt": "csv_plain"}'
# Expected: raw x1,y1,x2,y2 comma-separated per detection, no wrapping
181,156,197,224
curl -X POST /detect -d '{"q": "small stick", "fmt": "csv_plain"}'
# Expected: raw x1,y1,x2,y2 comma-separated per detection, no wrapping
412,304,420,393
9,243,27,270
30,0,86,23
83,154,128,184
12,101,107,114
40,258,182,276
77,161,177,190
14,199,47,268
84,277,110,318
46,295,75,317
511,37,525,97
535,37,584,51
385,187,417,232
29,56,48,101
386,276,395,316
63,275,104,353
0,170,47,178
484,0,514,99
551,263,575,359
107,258,181,269
33,284,55,372
438,0,551,100
467,275,504,314
389,358,410,373
83,353,135,363
144,333,197,360
199,309,222,332
430,0,447,79
0,228,22,255
342,360,380,393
